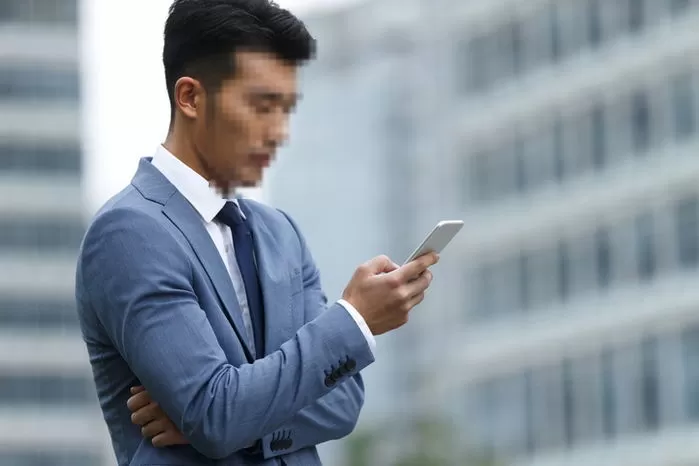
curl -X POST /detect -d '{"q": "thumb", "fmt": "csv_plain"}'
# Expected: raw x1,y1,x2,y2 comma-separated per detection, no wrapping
364,255,399,274
382,259,400,273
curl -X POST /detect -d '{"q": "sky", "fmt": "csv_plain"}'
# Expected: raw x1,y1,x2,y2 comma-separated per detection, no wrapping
80,0,360,215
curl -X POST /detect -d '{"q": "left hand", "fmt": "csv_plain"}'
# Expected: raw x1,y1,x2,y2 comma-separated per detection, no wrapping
127,386,190,448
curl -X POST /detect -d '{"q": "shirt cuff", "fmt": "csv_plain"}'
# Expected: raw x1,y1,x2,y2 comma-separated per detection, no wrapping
336,299,376,356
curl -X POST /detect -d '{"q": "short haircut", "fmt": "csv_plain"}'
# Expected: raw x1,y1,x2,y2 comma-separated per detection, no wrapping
163,0,315,115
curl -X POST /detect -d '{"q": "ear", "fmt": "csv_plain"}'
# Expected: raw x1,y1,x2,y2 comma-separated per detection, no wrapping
173,77,203,120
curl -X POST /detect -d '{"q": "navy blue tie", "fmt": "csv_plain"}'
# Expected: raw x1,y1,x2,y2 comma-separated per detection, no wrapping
216,201,265,358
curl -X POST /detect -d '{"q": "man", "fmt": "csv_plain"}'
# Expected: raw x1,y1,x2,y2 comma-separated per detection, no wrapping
75,0,438,465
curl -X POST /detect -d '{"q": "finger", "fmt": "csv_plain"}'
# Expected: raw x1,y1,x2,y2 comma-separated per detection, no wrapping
405,290,426,310
364,255,398,274
130,385,145,395
396,253,439,282
382,259,400,273
141,419,168,438
130,402,161,426
404,270,432,298
152,431,189,448
151,433,168,448
126,391,152,413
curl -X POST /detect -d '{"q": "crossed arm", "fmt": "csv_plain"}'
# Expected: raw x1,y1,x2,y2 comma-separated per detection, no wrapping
80,208,373,459
129,373,365,457
125,214,368,458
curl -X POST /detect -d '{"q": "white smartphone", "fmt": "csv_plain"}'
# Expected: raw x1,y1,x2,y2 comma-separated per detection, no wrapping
403,220,464,265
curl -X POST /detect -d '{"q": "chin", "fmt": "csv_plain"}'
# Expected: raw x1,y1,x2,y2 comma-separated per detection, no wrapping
234,167,265,189
239,179,262,188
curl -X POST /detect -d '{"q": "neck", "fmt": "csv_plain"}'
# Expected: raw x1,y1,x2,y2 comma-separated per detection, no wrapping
163,125,235,198
163,127,205,178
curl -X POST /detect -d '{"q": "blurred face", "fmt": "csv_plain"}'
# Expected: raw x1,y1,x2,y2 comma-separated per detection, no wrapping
175,50,299,192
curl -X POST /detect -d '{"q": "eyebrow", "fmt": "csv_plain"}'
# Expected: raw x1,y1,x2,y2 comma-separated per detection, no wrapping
248,89,302,104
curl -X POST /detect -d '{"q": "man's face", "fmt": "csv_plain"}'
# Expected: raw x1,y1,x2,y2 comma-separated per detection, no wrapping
193,51,299,191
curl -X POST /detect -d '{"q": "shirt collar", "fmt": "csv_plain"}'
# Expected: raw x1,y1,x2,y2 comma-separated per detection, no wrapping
151,145,242,223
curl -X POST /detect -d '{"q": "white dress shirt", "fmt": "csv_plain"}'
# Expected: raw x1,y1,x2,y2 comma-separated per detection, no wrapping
151,146,376,357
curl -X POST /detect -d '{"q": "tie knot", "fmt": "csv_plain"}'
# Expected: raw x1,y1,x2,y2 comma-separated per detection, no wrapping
216,201,244,227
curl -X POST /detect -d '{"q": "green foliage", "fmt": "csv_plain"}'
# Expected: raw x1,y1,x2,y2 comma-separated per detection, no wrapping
345,428,378,466
343,415,500,466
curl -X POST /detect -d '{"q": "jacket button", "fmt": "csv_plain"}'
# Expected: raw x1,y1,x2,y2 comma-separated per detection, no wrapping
324,375,336,387
270,433,293,451
344,359,357,372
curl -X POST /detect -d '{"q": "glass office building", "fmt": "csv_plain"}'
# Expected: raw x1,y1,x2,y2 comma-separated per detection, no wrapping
0,1,111,465
437,1,699,465
272,0,699,465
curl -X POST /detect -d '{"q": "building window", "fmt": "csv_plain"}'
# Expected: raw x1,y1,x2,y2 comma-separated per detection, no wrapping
474,263,494,318
0,218,84,251
590,104,607,169
0,65,80,101
552,117,565,181
0,143,81,174
587,0,603,46
0,374,93,405
518,251,530,311
463,34,490,92
549,3,562,63
514,138,527,193
682,325,699,420
490,375,529,457
669,0,692,15
628,0,645,33
595,228,612,289
601,349,617,438
525,127,555,190
529,364,565,451
672,72,696,140
0,0,77,25
557,240,570,301
526,246,558,310
675,195,699,268
0,298,77,329
635,212,657,281
0,451,99,466
641,337,660,430
523,372,535,454
466,381,496,458
570,235,597,296
631,90,651,153
575,356,606,443
469,151,490,203
492,258,520,316
562,360,575,448
501,18,523,77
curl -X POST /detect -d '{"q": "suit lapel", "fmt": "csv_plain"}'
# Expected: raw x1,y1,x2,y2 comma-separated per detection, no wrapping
162,191,255,362
239,200,293,356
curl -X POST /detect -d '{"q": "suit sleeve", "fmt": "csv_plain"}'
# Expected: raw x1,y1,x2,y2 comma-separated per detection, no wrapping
78,207,375,459
258,211,368,459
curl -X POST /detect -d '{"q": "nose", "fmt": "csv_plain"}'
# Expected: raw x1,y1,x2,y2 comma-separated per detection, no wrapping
267,111,290,147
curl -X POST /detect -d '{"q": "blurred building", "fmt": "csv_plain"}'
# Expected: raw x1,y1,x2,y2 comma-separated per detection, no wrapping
0,1,111,465
267,0,460,464
436,1,699,466
270,0,699,465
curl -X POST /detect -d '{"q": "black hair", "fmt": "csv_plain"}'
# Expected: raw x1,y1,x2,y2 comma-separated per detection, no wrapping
163,0,315,117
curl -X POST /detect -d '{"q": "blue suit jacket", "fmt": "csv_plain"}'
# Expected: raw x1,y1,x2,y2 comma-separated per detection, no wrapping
75,158,374,465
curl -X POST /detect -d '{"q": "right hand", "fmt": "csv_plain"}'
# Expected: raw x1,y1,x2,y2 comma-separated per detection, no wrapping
127,386,189,448
342,253,439,335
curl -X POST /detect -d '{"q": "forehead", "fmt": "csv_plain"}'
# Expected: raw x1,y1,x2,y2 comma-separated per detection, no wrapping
231,50,298,93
